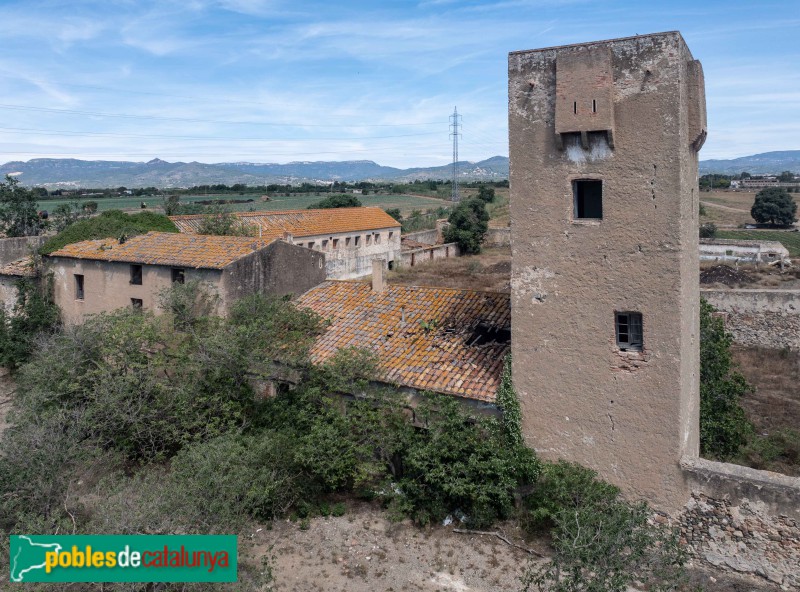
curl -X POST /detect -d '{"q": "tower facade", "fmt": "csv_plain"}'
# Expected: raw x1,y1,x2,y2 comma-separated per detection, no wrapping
509,32,706,509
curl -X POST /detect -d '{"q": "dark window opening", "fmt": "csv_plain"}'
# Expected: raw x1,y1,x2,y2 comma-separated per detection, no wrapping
388,260,394,270
130,264,143,285
592,99,597,113
131,298,143,309
615,312,643,352
75,274,84,300
573,179,603,219
468,321,511,346
171,268,185,284
573,101,577,114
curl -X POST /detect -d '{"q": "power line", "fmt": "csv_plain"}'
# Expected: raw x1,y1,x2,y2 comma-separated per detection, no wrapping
0,103,444,129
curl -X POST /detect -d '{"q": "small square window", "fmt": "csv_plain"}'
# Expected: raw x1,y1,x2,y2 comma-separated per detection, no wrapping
75,274,84,300
573,179,603,220
171,268,185,284
375,233,381,244
345,237,351,246
308,241,315,249
131,298,143,309
366,235,372,246
332,238,339,249
322,239,329,249
354,236,361,246
388,231,394,240
130,264,143,285
615,312,643,352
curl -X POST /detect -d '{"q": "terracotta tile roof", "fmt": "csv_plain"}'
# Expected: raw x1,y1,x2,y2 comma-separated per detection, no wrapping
170,207,400,239
296,281,510,403
47,232,275,269
0,256,37,277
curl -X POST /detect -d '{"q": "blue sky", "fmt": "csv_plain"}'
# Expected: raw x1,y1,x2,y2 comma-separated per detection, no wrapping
0,0,798,168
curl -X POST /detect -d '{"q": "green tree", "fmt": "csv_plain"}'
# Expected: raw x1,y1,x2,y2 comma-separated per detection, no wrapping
778,171,795,183
82,201,99,214
308,194,362,209
443,198,489,254
162,194,181,215
476,185,496,203
385,208,402,222
0,175,41,237
700,299,753,459
699,222,717,238
51,201,87,232
750,187,798,226
0,276,61,371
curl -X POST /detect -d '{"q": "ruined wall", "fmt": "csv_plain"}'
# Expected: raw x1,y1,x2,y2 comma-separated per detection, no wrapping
484,228,511,247
701,289,800,349
0,276,18,315
509,32,705,510
293,228,401,280
402,229,439,246
399,243,460,267
0,236,45,266
679,458,800,588
223,240,326,301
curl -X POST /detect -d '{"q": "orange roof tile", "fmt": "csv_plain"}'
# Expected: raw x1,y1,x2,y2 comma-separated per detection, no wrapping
170,207,400,239
296,281,510,403
0,256,37,277
47,232,275,269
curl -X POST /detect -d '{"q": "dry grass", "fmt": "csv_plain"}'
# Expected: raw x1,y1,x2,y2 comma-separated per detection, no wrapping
388,247,511,293
700,189,800,229
699,262,800,290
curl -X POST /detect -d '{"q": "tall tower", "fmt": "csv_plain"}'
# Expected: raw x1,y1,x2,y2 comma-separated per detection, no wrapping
450,106,461,202
508,32,707,510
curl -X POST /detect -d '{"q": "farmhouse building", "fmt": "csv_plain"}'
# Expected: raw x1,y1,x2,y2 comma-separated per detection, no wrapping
46,231,325,324
170,207,401,280
509,31,706,509
296,265,510,407
700,238,790,265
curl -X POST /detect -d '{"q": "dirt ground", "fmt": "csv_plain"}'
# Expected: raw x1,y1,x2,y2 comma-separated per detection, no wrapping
389,247,511,293
245,502,779,592
700,264,800,289
735,346,800,434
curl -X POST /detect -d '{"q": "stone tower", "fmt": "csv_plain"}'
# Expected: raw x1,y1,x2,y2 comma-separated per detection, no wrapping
508,32,706,510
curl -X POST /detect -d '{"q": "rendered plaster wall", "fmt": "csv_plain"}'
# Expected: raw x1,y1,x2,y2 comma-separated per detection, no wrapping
402,229,439,246
509,32,704,510
0,236,45,265
293,228,401,280
484,228,511,247
701,289,800,349
223,240,326,301
0,276,19,315
48,257,222,324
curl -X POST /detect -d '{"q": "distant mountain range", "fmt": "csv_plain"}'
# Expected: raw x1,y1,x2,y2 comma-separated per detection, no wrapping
2,150,797,188
698,151,800,175
0,156,510,188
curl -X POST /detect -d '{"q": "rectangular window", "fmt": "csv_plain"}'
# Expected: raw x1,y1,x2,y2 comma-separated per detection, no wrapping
322,239,329,249
332,238,339,249
171,268,185,284
345,237,351,247
573,179,603,220
308,241,315,249
375,233,381,244
75,274,84,300
366,235,372,246
130,264,143,285
131,298,143,309
615,312,643,352
354,236,361,247
388,231,394,240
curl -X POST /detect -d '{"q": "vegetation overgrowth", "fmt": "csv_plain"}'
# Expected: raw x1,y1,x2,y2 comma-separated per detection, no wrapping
39,210,178,254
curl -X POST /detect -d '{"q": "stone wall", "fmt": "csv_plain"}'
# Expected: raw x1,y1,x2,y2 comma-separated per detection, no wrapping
399,243,460,267
701,289,800,349
484,228,510,247
679,457,800,588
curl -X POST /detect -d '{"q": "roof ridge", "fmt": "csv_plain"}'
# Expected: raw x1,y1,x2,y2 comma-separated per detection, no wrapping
313,279,511,298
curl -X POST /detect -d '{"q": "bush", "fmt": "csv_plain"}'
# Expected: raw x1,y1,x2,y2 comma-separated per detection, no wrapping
196,211,256,236
308,194,361,209
476,185,496,203
443,198,489,255
0,276,60,371
40,210,177,254
699,222,717,238
700,299,753,459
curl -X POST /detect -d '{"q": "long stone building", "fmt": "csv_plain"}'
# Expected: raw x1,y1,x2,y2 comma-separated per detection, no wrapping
46,231,325,324
170,207,401,280
509,31,706,509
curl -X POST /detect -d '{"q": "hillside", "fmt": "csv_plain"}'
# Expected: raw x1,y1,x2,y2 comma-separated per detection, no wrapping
700,150,800,175
0,156,510,188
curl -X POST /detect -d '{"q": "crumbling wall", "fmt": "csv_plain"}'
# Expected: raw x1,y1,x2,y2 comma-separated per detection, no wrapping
400,243,460,267
0,236,45,265
402,229,439,246
701,289,800,349
679,458,800,588
484,228,511,247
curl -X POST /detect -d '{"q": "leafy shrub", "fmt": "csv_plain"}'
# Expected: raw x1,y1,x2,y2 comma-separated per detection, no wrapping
700,299,753,459
40,210,177,254
308,194,361,209
443,198,489,255
196,211,256,236
699,222,717,238
0,276,60,371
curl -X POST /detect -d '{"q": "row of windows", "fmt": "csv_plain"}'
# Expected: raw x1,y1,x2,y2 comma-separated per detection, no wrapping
305,231,394,251
74,266,186,301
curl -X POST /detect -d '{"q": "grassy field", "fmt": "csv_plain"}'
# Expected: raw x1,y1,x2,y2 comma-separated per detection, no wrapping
715,229,800,257
37,192,449,216
700,190,800,228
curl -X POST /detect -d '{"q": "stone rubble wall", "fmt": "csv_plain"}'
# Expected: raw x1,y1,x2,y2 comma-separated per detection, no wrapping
484,228,510,247
701,289,800,349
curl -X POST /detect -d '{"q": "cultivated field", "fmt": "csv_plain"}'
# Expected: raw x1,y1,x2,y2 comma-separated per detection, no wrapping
37,192,449,216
